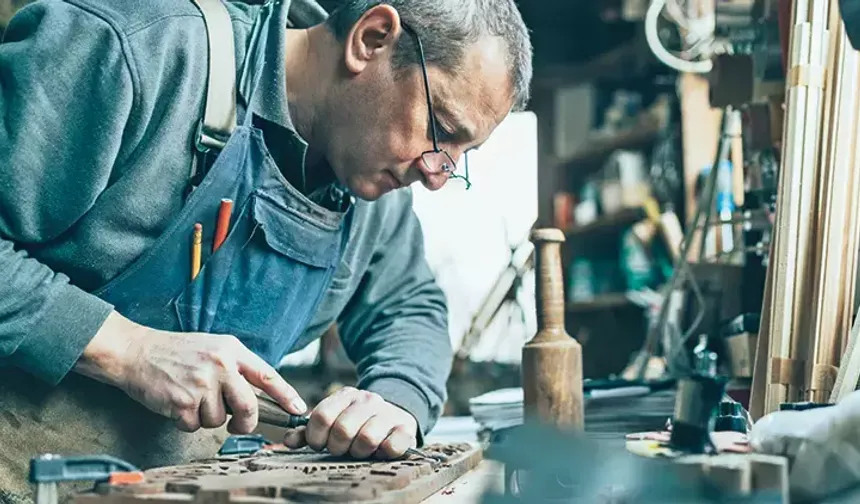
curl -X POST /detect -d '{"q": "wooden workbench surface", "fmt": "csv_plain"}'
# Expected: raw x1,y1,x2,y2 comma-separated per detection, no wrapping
424,460,504,503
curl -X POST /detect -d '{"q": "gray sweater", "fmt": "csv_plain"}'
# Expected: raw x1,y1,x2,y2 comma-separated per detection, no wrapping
0,0,452,436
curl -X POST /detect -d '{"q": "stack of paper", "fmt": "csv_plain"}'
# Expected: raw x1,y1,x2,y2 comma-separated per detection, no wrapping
585,387,676,438
469,385,676,436
468,387,524,431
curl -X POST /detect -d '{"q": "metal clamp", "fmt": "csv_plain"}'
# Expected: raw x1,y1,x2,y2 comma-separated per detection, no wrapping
29,454,142,504
218,434,273,456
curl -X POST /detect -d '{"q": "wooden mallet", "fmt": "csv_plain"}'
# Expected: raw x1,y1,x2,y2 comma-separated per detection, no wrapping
522,228,584,430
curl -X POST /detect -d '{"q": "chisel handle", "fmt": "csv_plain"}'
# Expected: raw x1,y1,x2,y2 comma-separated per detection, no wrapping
226,394,309,429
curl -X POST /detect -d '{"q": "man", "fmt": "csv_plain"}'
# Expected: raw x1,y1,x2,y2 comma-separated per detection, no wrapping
0,0,532,499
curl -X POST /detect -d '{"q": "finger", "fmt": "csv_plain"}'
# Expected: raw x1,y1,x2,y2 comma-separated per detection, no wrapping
326,398,379,456
350,415,395,459
306,388,360,452
175,408,201,433
234,343,307,415
376,426,416,460
199,379,228,429
222,371,259,434
283,426,308,449
199,396,228,429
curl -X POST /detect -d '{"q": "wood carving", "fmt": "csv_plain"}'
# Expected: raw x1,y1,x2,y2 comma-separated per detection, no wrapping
72,443,481,504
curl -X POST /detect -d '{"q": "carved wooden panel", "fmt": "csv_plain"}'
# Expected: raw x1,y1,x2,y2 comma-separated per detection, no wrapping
74,443,482,504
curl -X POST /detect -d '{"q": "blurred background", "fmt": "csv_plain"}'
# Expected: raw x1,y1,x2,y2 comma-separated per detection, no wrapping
0,0,777,429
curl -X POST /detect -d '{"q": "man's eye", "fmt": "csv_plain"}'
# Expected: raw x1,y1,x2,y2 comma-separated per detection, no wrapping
436,124,456,142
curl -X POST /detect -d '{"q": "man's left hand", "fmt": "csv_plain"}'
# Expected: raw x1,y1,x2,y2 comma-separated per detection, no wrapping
282,386,418,460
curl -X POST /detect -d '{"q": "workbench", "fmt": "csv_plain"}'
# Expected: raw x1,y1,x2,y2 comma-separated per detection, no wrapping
430,458,860,503
54,416,860,503
423,460,504,503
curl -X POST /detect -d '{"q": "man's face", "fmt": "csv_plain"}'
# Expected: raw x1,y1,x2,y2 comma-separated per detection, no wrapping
323,26,515,201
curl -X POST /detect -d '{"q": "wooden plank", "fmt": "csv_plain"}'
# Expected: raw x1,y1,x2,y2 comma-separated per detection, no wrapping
673,453,789,501
764,0,831,412
75,444,482,504
803,0,860,403
678,73,723,260
830,308,860,402
750,243,775,421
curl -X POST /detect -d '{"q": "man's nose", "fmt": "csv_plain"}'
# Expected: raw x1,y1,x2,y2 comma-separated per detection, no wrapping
415,157,450,191
422,172,448,191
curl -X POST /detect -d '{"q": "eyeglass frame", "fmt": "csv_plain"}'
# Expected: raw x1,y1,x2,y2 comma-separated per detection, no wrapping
400,22,472,190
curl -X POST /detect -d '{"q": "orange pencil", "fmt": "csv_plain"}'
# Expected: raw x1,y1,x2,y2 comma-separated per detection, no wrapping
213,199,233,252
191,223,202,280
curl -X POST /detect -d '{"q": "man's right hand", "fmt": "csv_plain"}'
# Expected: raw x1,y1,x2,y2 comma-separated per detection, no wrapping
74,311,307,434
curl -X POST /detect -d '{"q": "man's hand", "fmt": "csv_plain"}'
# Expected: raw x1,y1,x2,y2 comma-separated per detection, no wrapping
75,311,307,434
283,386,418,460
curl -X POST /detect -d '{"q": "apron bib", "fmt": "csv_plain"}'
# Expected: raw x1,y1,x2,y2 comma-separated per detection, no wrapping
0,2,348,500
92,121,352,365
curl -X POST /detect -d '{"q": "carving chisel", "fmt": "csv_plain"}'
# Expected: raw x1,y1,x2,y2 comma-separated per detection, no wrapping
225,394,309,428
235,395,444,461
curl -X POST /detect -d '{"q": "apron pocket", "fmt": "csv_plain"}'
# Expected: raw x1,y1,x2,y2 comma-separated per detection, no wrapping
173,193,342,364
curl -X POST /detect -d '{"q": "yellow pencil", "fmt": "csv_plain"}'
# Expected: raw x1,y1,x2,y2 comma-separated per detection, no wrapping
191,223,202,280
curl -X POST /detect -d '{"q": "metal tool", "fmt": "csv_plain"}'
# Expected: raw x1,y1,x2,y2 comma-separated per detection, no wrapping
668,341,728,454
217,434,443,462
29,454,143,504
779,401,835,412
225,393,310,429
405,447,446,462
714,400,749,434
226,397,440,462
218,434,274,456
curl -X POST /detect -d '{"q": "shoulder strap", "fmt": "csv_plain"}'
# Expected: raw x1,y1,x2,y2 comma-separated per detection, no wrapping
190,0,237,151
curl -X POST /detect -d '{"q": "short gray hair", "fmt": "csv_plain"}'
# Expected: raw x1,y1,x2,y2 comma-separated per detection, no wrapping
325,0,533,111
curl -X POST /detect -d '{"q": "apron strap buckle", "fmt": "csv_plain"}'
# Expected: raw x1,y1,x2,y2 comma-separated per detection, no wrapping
195,119,230,153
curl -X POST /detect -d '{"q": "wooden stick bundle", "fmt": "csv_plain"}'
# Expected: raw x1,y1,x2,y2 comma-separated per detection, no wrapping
805,1,860,402
837,62,860,359
763,0,830,413
756,0,860,413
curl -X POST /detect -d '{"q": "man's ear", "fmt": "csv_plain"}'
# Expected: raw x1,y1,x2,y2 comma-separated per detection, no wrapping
343,4,402,74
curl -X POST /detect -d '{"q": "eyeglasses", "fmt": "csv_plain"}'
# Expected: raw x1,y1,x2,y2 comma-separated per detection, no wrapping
401,23,472,190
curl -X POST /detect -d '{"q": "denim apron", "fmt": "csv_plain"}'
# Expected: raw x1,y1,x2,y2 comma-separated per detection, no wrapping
0,4,351,502
92,9,352,365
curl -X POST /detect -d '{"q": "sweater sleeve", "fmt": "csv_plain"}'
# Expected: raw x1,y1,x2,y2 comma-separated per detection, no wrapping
336,190,453,442
0,2,134,384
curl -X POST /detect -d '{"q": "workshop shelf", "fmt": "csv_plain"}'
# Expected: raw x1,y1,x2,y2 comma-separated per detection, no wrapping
565,207,646,237
566,293,634,312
